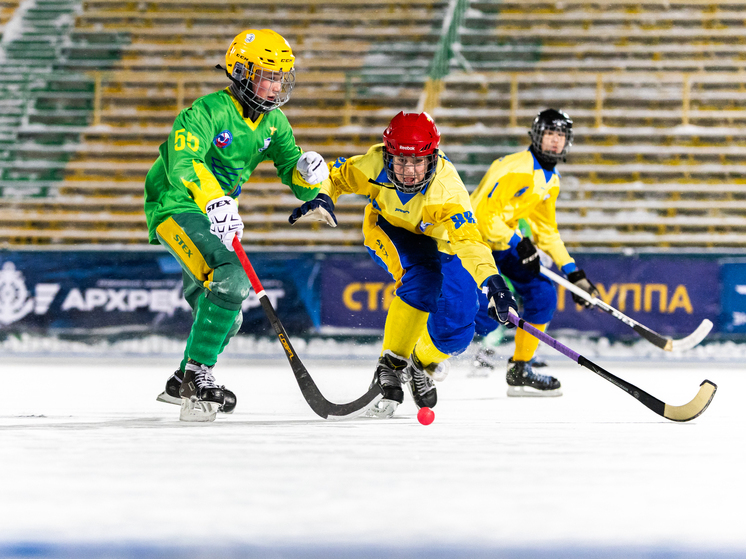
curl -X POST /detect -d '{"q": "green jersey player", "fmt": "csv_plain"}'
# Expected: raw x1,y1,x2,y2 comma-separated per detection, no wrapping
145,29,328,421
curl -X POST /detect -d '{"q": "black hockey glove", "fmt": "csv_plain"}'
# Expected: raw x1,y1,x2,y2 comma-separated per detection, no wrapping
515,237,540,276
288,194,337,227
483,274,518,328
567,269,599,308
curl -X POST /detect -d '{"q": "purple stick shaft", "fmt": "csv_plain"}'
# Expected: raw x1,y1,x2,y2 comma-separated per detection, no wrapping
508,313,581,363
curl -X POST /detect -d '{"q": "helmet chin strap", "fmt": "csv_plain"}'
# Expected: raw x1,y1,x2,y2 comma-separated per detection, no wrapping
217,64,265,121
529,144,561,169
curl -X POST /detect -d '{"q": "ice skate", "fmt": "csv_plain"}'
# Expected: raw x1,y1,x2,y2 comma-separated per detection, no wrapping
428,359,450,382
530,356,549,368
179,360,226,422
469,346,497,378
405,353,438,409
157,368,237,414
156,369,184,405
506,358,562,397
366,350,408,418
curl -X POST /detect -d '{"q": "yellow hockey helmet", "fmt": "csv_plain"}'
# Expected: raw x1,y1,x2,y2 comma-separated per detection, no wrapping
225,29,296,114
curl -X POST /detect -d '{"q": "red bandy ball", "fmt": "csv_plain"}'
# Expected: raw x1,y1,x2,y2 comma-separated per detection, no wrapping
417,407,435,425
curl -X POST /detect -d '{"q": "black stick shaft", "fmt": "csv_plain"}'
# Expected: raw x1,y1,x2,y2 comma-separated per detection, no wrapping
232,237,381,419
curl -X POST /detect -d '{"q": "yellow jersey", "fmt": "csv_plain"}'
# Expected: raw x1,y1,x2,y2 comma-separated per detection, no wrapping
470,149,574,269
321,144,498,287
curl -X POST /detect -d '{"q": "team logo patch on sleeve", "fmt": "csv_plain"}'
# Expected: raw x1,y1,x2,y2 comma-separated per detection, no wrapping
214,130,233,149
418,221,433,233
258,137,272,152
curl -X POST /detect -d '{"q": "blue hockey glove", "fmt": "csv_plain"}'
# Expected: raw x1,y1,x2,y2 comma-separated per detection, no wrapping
288,193,337,227
483,274,518,328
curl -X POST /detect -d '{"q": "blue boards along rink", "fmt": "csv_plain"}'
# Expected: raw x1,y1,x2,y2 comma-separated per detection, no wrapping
0,356,744,559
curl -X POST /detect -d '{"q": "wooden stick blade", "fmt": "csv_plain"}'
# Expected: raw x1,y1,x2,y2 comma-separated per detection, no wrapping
663,380,717,422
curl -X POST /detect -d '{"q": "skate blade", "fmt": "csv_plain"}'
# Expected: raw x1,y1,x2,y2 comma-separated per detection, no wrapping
429,360,450,382
179,398,220,422
507,386,563,398
364,399,399,419
156,391,181,406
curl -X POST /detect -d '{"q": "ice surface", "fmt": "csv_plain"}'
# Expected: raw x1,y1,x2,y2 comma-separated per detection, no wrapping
0,355,744,559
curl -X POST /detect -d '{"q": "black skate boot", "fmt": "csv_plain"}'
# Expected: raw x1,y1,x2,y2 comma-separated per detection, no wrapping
179,360,226,422
530,356,549,368
506,358,562,397
221,387,237,415
405,353,438,409
156,369,184,405
366,350,408,418
157,368,237,414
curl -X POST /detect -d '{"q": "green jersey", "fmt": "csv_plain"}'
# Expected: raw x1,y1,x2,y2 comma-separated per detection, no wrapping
144,88,320,244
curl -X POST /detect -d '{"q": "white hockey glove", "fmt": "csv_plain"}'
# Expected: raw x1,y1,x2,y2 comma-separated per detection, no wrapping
206,195,243,252
296,151,330,185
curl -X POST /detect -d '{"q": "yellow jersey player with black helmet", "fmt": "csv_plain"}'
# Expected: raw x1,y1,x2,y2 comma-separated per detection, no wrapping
470,109,600,396
145,29,330,421
289,112,518,419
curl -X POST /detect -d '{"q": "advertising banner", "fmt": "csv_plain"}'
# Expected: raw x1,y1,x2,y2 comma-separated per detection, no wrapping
548,256,720,337
321,257,394,330
719,261,746,334
0,251,317,337
320,254,721,338
0,251,726,340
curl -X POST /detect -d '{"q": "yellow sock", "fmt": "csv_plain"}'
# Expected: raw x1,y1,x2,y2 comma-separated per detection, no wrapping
412,328,450,369
381,297,429,358
513,322,547,362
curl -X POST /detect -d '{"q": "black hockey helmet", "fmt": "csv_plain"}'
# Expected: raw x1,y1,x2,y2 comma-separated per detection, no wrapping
529,109,573,162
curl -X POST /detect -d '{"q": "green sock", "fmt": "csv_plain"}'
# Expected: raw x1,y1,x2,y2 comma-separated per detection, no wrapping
180,309,242,372
184,294,240,367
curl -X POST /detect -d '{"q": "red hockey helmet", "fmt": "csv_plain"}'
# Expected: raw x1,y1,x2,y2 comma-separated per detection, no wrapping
382,111,441,193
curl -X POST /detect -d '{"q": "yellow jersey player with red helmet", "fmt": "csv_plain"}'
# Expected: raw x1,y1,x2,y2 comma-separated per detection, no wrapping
289,112,518,418
145,29,330,421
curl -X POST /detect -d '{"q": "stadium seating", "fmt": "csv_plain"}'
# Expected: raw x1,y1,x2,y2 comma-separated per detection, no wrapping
0,0,440,245
436,1,746,248
1,0,746,248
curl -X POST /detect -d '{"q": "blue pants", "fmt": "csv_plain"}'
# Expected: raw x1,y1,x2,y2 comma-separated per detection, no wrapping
475,244,557,337
364,212,480,356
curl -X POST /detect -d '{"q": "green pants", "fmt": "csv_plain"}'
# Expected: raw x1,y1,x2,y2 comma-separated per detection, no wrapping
156,212,250,368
